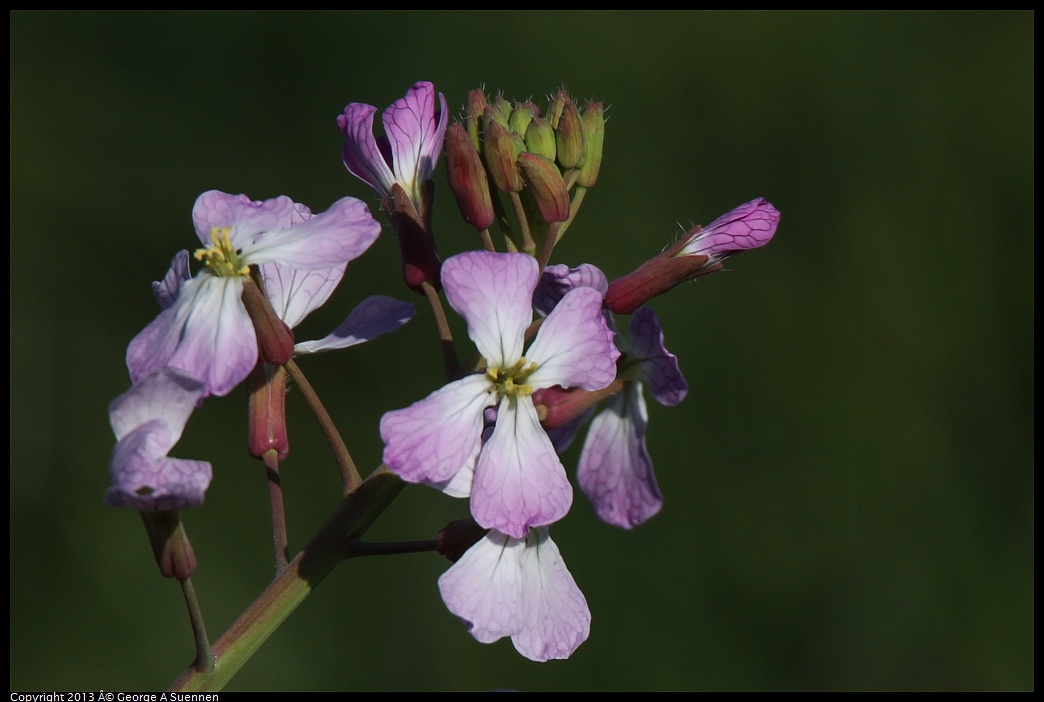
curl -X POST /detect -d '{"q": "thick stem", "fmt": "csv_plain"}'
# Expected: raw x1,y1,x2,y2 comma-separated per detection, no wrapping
342,538,438,559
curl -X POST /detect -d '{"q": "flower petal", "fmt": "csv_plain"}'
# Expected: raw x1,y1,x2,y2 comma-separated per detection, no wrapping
106,422,212,511
261,262,347,330
471,397,572,539
442,252,537,369
533,263,608,317
338,102,396,196
244,197,380,270
152,250,192,310
679,197,780,257
629,307,688,407
126,275,257,398
295,295,415,355
527,287,619,391
577,384,663,529
438,529,526,644
192,190,300,247
380,374,493,489
382,81,448,205
109,367,206,447
512,528,591,661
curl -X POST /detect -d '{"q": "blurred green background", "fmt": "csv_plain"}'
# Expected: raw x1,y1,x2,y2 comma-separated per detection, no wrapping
10,10,1033,691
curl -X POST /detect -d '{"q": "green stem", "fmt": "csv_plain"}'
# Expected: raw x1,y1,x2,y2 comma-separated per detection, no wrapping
179,577,214,673
284,359,361,494
421,281,459,380
168,467,405,692
343,538,438,559
263,449,289,576
510,191,534,254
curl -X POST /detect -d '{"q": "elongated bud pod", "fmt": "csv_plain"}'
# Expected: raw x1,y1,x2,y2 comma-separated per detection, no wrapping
141,511,198,581
466,89,488,152
247,363,289,461
525,116,557,161
446,124,495,231
484,119,524,193
555,99,586,170
518,152,570,223
241,278,295,365
576,101,605,188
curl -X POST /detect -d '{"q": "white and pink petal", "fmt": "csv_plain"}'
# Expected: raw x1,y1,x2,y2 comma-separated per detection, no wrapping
527,287,619,392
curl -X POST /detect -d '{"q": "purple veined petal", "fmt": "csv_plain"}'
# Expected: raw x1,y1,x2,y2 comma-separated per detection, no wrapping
544,405,596,455
152,250,192,310
679,197,780,257
442,252,537,369
471,396,572,539
533,263,608,317
382,81,448,206
527,287,620,392
243,197,381,270
511,527,591,661
577,384,663,529
127,274,258,398
109,367,206,449
629,307,688,407
380,374,494,488
438,529,526,644
260,261,347,331
106,421,213,511
295,295,415,355
192,191,299,247
338,102,397,197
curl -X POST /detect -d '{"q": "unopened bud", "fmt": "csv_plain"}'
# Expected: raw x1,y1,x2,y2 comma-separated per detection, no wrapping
555,99,586,170
446,124,495,230
247,363,289,461
518,152,570,224
484,119,524,193
241,278,295,365
436,519,489,562
466,90,488,152
525,116,557,161
547,89,569,128
509,100,539,137
575,101,605,188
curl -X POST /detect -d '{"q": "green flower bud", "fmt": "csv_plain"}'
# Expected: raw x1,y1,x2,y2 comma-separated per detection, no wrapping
555,99,586,170
466,89,488,152
446,123,495,230
518,152,570,223
576,101,605,188
524,116,557,161
484,119,523,193
509,100,539,137
547,88,569,128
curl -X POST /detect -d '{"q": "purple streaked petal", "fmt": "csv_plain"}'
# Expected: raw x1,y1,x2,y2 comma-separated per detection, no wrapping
261,262,347,330
679,197,780,257
338,102,396,196
438,529,526,644
533,263,608,317
243,197,380,270
512,528,591,661
192,190,300,247
106,422,212,511
127,275,257,398
295,295,415,355
629,307,688,407
380,374,493,487
577,385,663,529
471,397,572,539
527,287,619,391
109,367,206,448
442,252,537,369
152,250,192,310
383,81,448,205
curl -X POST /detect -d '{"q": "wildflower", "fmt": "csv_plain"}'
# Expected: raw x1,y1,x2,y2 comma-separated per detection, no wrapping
380,251,619,538
106,367,212,512
605,198,780,315
438,527,590,661
126,190,381,398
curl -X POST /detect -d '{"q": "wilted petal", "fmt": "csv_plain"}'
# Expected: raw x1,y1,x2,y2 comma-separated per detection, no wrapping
438,530,526,643
295,295,415,354
383,81,448,205
380,375,493,488
577,384,662,529
629,307,688,407
127,275,257,398
512,528,591,661
527,287,619,392
244,197,380,270
442,251,536,369
192,190,300,247
533,263,608,317
471,397,572,539
152,250,191,310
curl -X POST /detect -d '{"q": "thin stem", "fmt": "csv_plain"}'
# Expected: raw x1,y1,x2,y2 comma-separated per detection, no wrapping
555,185,588,245
478,227,496,252
169,467,405,692
284,359,361,494
510,191,535,254
179,577,214,673
263,449,289,576
536,221,562,272
421,280,459,379
342,538,438,559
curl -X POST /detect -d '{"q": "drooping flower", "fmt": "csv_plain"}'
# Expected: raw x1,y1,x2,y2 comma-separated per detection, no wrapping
605,198,780,315
338,81,448,211
380,251,619,538
438,526,590,661
126,190,382,398
106,367,212,511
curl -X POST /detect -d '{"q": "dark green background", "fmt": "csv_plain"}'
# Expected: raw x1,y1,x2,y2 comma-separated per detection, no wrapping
10,11,1033,691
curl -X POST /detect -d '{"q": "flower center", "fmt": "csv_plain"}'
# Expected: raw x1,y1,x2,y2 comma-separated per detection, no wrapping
194,226,250,278
486,356,539,397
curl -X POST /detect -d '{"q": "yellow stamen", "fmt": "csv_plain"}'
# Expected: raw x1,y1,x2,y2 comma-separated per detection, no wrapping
193,226,250,278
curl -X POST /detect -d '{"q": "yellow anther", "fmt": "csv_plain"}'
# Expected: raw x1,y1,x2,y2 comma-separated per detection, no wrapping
193,226,249,278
